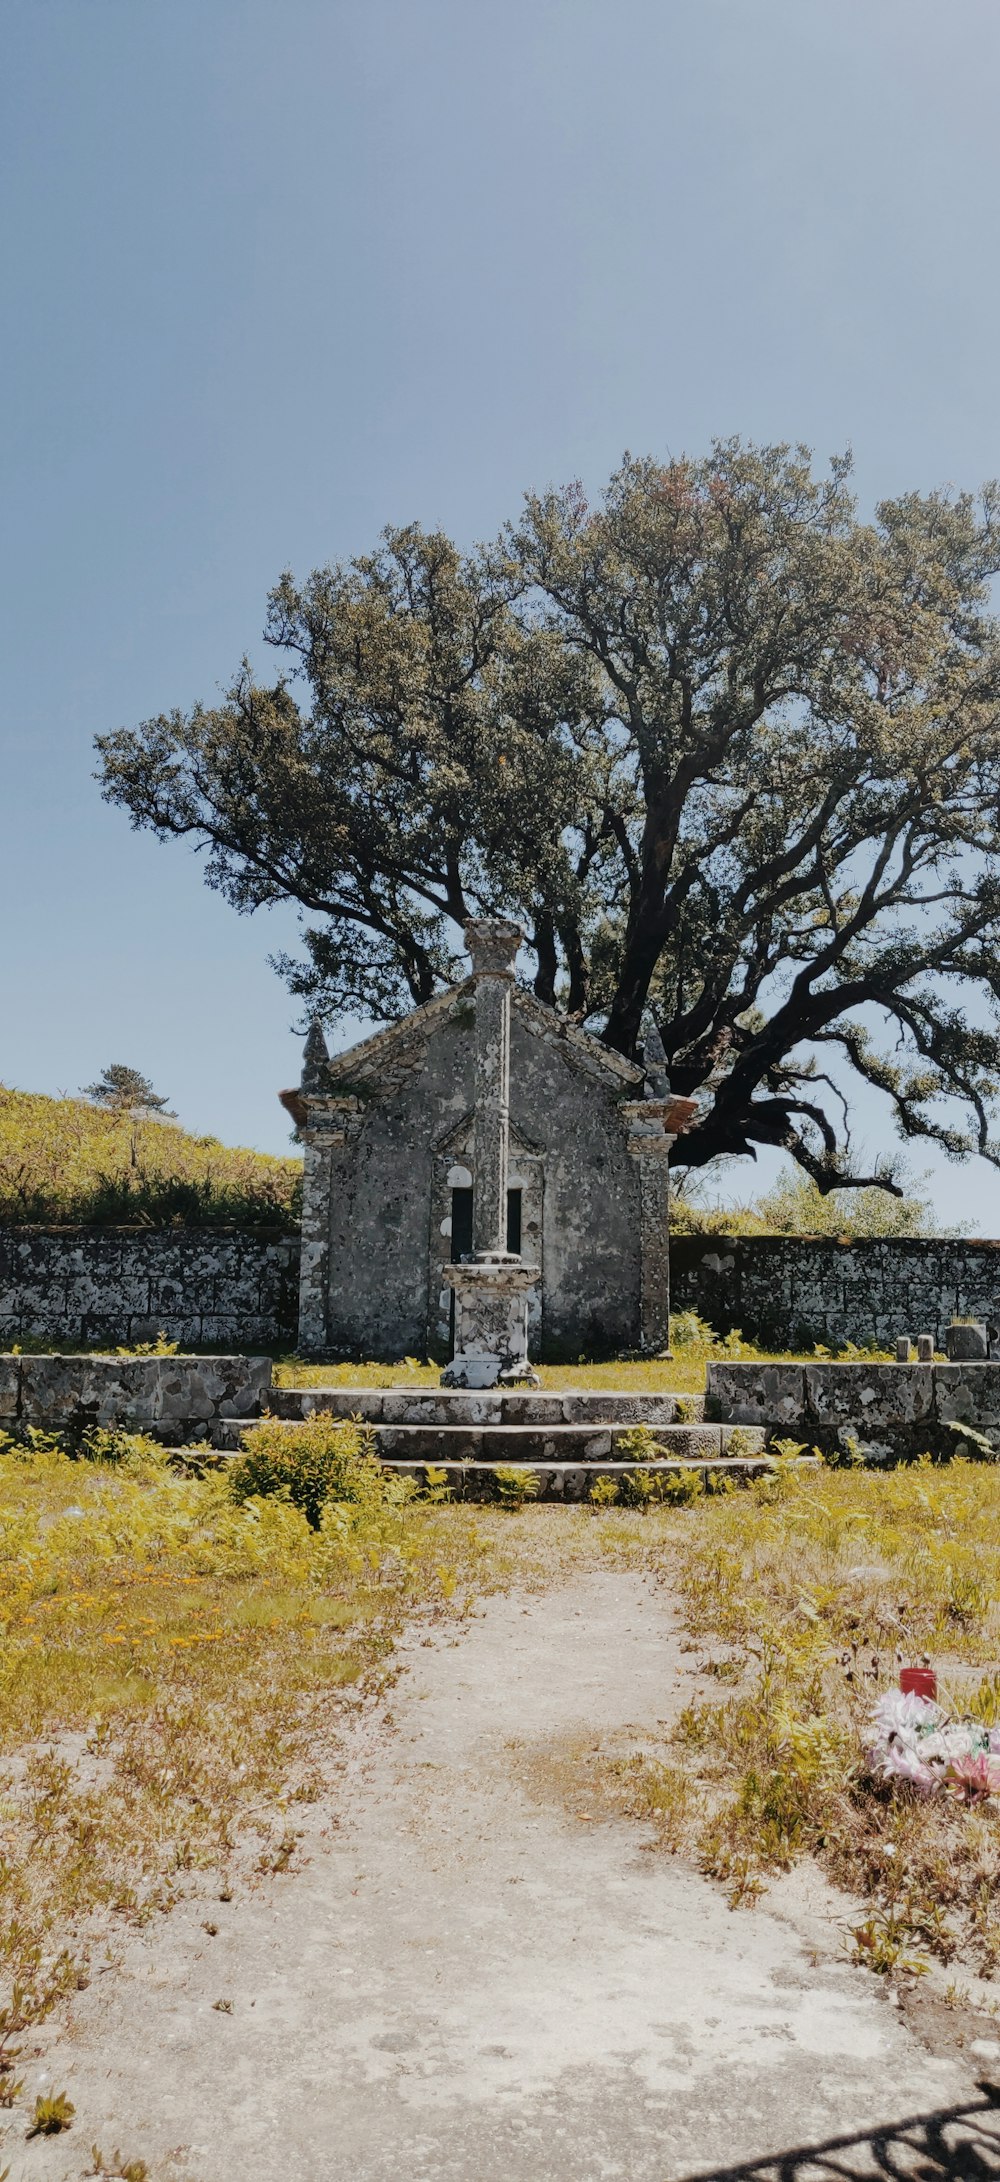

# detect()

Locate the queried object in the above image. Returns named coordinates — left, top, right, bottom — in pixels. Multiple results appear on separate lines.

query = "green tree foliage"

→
left=81, top=1064, right=174, bottom=1116
left=750, top=1165, right=939, bottom=1238
left=97, top=440, right=1000, bottom=1195
left=0, top=1086, right=300, bottom=1227
left=671, top=1160, right=943, bottom=1239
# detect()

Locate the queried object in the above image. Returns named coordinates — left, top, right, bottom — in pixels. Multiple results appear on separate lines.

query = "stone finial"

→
left=642, top=1018, right=670, bottom=1100
left=301, top=1016, right=330, bottom=1091
left=465, top=918, right=522, bottom=979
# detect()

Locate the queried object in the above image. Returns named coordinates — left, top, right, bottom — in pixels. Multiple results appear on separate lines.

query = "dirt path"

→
left=16, top=1568, right=1000, bottom=2182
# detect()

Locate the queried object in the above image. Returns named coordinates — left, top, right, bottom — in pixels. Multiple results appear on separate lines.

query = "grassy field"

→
left=1, top=1413, right=998, bottom=2087
left=273, top=1330, right=892, bottom=1397
left=586, top=1458, right=1000, bottom=1991
left=0, top=1419, right=502, bottom=2053
left=0, top=1085, right=301, bottom=1227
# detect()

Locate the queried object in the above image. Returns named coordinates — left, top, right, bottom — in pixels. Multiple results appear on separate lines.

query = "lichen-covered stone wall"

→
left=0, top=1228, right=299, bottom=1350
left=705, top=1355, right=1000, bottom=1460
left=0, top=1352, right=272, bottom=1442
left=671, top=1233, right=1000, bottom=1350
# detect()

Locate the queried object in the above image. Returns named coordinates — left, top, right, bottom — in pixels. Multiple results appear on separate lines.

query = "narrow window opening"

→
left=450, top=1186, right=474, bottom=1262
left=449, top=1185, right=522, bottom=1262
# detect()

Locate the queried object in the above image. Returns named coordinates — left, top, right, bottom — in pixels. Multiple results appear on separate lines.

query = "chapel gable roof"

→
left=279, top=977, right=644, bottom=1126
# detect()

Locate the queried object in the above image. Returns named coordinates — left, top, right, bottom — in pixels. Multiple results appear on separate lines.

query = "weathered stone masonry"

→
left=672, top=1233, right=1000, bottom=1351
left=0, top=1228, right=299, bottom=1350
left=0, top=1352, right=272, bottom=1443
left=283, top=975, right=695, bottom=1362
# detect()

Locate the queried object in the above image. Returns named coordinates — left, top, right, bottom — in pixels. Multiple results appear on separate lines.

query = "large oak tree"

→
left=97, top=440, right=1000, bottom=1191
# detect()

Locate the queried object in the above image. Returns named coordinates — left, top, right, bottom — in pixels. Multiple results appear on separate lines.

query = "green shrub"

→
left=669, top=1311, right=716, bottom=1348
left=657, top=1467, right=706, bottom=1504
left=229, top=1414, right=377, bottom=1528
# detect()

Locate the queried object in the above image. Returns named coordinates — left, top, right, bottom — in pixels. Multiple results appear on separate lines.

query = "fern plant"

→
left=490, top=1464, right=541, bottom=1510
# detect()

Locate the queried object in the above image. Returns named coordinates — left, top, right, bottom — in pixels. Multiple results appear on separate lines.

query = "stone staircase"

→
left=219, top=1384, right=776, bottom=1499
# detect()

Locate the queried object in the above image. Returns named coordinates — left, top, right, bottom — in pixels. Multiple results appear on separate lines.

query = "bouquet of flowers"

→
left=865, top=1686, right=1000, bottom=1801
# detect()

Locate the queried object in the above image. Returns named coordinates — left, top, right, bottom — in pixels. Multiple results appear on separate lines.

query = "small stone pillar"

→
left=623, top=1095, right=699, bottom=1354
left=442, top=919, right=539, bottom=1388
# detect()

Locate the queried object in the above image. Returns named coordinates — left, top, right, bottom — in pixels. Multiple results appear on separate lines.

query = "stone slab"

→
left=13, top=1354, right=271, bottom=1431
left=705, top=1363, right=806, bottom=1425
left=804, top=1362, right=934, bottom=1426
left=558, top=1392, right=698, bottom=1424
left=946, top=1323, right=990, bottom=1361
left=267, top=1388, right=388, bottom=1421
left=222, top=1418, right=729, bottom=1463
left=267, top=1386, right=704, bottom=1427
left=382, top=1392, right=506, bottom=1426
left=0, top=1355, right=20, bottom=1420
left=934, top=1363, right=1000, bottom=1425
left=367, top=1458, right=786, bottom=1500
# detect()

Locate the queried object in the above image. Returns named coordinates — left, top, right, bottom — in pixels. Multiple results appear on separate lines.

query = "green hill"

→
left=0, top=1086, right=301, bottom=1228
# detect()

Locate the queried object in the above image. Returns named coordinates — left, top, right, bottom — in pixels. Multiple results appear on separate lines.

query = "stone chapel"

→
left=280, top=929, right=695, bottom=1362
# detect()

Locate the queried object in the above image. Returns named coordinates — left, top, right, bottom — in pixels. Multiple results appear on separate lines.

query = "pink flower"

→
left=877, top=1741, right=937, bottom=1792
left=943, top=1753, right=1000, bottom=1803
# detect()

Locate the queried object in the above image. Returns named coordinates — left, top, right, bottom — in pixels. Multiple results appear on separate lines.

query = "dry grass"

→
left=594, top=1459, right=1000, bottom=1980
left=0, top=1084, right=301, bottom=1227
left=0, top=1424, right=501, bottom=2047
left=273, top=1326, right=859, bottom=1398
left=6, top=1392, right=995, bottom=2078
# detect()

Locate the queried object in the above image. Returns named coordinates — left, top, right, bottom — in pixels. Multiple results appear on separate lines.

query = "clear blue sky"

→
left=4, top=0, right=1000, bottom=1226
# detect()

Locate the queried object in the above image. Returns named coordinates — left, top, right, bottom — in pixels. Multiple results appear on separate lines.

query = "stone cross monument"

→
left=442, top=918, right=539, bottom=1387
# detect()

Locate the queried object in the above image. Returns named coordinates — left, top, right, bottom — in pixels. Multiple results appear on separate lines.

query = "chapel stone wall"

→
left=316, top=1002, right=645, bottom=1360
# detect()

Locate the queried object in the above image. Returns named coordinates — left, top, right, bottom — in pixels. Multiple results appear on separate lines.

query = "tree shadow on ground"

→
left=680, top=2080, right=1000, bottom=2180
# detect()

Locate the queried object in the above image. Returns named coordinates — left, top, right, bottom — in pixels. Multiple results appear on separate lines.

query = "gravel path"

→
left=15, top=1566, right=1000, bottom=2181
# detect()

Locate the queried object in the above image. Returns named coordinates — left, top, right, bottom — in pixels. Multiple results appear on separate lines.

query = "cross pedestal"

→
left=442, top=1254, right=539, bottom=1388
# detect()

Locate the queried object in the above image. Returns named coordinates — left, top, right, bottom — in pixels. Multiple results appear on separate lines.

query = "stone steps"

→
left=216, top=1413, right=766, bottom=1461
left=336, top=1458, right=782, bottom=1501
left=229, top=1383, right=753, bottom=1467
left=375, top=1422, right=749, bottom=1460
left=266, top=1386, right=705, bottom=1426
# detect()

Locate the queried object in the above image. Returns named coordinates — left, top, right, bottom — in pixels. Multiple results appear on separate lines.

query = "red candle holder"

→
left=900, top=1666, right=938, bottom=1701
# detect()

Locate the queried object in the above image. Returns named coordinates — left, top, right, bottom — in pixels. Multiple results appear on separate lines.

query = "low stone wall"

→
left=706, top=1357, right=1000, bottom=1460
left=671, top=1234, right=1000, bottom=1350
left=9, top=1221, right=1000, bottom=1361
left=0, top=1353, right=272, bottom=1443
left=0, top=1228, right=300, bottom=1350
